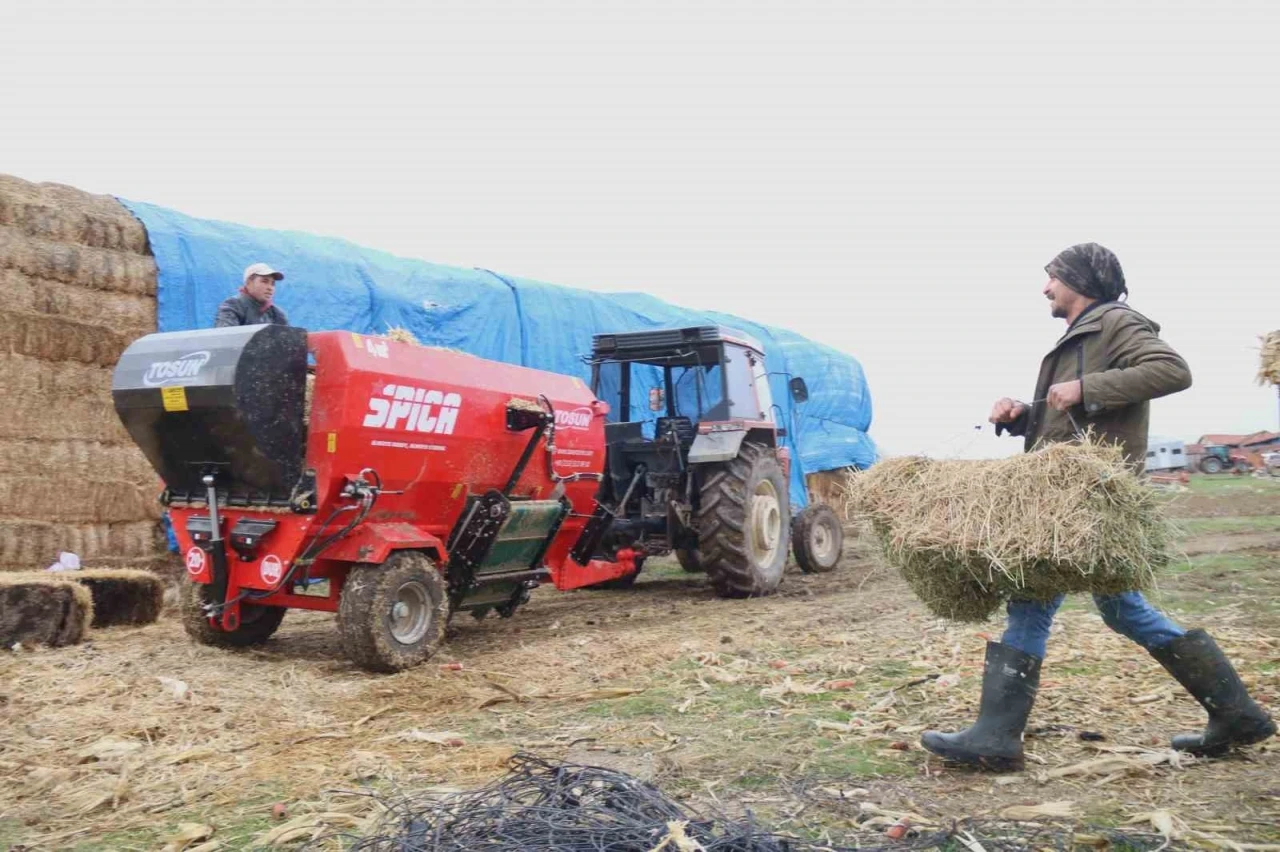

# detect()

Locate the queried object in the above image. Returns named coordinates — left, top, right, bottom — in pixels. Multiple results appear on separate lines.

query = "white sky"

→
left=3, top=0, right=1277, bottom=459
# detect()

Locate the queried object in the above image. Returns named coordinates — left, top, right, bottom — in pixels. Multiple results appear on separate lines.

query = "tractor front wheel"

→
left=696, top=442, right=791, bottom=598
left=339, top=551, right=450, bottom=673
left=792, top=503, right=844, bottom=574
left=181, top=579, right=286, bottom=648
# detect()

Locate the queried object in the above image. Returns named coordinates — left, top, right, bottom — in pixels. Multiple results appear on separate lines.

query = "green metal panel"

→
left=475, top=500, right=563, bottom=575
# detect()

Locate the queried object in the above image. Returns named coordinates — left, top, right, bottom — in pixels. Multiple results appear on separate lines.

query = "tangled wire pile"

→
left=301, top=754, right=1170, bottom=851
left=842, top=438, right=1175, bottom=622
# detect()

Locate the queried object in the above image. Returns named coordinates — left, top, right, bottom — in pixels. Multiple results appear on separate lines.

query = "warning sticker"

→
left=161, top=386, right=189, bottom=412
left=185, top=546, right=206, bottom=576
left=260, top=554, right=284, bottom=586
left=327, top=432, right=338, bottom=453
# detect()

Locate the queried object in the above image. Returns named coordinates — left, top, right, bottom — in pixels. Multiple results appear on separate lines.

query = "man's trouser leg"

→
left=1096, top=591, right=1276, bottom=755
left=919, top=597, right=1056, bottom=771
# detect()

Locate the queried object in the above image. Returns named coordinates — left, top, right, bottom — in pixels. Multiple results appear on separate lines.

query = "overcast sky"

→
left=3, top=0, right=1276, bottom=459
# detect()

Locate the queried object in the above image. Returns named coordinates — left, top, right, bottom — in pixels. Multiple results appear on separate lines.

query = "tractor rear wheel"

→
left=696, top=441, right=791, bottom=598
left=339, top=551, right=449, bottom=673
left=1200, top=456, right=1224, bottom=474
left=792, top=503, right=843, bottom=574
left=180, top=579, right=286, bottom=648
left=675, top=548, right=703, bottom=573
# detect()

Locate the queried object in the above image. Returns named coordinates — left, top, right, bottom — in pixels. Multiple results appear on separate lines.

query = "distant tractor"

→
left=581, top=326, right=843, bottom=597
left=1198, top=444, right=1253, bottom=474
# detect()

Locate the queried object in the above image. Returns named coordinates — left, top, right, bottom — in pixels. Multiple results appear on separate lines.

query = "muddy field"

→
left=1, top=476, right=1278, bottom=850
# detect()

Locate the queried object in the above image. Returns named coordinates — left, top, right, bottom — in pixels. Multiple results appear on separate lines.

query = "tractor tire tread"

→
left=180, top=579, right=286, bottom=648
left=696, top=442, right=790, bottom=599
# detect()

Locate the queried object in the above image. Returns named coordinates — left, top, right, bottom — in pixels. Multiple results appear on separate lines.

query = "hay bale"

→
left=0, top=520, right=163, bottom=573
left=0, top=309, right=129, bottom=367
left=3, top=569, right=163, bottom=627
left=2, top=269, right=155, bottom=342
left=0, top=225, right=157, bottom=295
left=0, top=574, right=93, bottom=647
left=1259, top=331, right=1280, bottom=386
left=806, top=468, right=853, bottom=506
left=0, top=174, right=149, bottom=253
left=0, top=476, right=160, bottom=524
left=0, top=438, right=158, bottom=485
left=0, top=355, right=128, bottom=443
left=842, top=439, right=1174, bottom=622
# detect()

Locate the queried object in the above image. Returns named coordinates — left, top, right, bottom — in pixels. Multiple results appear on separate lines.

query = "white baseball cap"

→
left=243, top=262, right=284, bottom=283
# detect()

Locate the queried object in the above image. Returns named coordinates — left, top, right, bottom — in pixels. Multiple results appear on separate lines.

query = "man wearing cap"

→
left=920, top=242, right=1274, bottom=771
left=214, top=263, right=290, bottom=327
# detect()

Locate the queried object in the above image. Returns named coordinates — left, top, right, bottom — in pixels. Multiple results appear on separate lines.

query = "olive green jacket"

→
left=1004, top=302, right=1192, bottom=466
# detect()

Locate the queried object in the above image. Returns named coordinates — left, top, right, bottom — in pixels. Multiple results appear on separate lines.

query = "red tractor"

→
left=112, top=323, right=839, bottom=672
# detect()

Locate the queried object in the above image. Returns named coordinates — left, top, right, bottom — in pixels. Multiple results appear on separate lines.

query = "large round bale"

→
left=0, top=354, right=131, bottom=444
left=0, top=226, right=157, bottom=295
left=3, top=569, right=163, bottom=628
left=0, top=477, right=161, bottom=525
left=0, top=174, right=149, bottom=253
left=0, top=574, right=93, bottom=648
left=2, top=269, right=155, bottom=343
left=0, top=438, right=158, bottom=485
left=1259, top=330, right=1280, bottom=386
left=0, top=520, right=162, bottom=573
left=842, top=439, right=1175, bottom=622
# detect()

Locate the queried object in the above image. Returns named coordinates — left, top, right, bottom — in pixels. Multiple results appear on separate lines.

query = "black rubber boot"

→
left=920, top=641, right=1041, bottom=771
left=1148, top=629, right=1277, bottom=757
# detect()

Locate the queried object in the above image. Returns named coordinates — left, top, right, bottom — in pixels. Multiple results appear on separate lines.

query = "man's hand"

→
left=1047, top=380, right=1083, bottom=411
left=989, top=397, right=1027, bottom=424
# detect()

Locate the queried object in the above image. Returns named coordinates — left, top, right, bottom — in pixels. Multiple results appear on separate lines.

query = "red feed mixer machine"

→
left=112, top=325, right=638, bottom=671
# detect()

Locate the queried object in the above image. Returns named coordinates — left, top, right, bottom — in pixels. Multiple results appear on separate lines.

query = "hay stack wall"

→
left=0, top=173, right=167, bottom=572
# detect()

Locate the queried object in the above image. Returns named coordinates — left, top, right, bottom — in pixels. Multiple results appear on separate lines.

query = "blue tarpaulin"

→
left=119, top=199, right=877, bottom=506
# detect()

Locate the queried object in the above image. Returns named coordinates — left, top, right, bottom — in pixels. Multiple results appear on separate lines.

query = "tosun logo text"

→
left=555, top=407, right=593, bottom=430
left=143, top=351, right=211, bottom=386
left=363, top=384, right=462, bottom=435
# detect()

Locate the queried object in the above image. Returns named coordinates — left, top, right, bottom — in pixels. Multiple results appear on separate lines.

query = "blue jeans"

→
left=1001, top=591, right=1185, bottom=659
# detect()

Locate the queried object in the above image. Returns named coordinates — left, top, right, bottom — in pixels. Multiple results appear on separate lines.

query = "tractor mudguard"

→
left=321, top=522, right=447, bottom=565
left=688, top=429, right=747, bottom=464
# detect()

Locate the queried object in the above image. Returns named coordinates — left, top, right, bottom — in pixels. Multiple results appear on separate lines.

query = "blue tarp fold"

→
left=120, top=199, right=877, bottom=506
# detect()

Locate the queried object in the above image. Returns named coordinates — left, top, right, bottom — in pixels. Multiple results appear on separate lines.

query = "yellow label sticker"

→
left=351, top=332, right=364, bottom=348
left=327, top=432, right=337, bottom=453
left=161, top=386, right=188, bottom=412
left=450, top=482, right=465, bottom=500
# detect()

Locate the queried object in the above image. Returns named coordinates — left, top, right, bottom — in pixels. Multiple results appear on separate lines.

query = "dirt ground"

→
left=1, top=476, right=1278, bottom=850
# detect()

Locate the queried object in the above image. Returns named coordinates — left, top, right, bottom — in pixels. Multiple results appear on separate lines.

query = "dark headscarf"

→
left=1045, top=242, right=1127, bottom=302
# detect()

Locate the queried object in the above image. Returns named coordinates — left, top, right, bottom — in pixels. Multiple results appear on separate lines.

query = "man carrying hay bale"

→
left=920, top=242, right=1275, bottom=770
left=214, top=262, right=290, bottom=327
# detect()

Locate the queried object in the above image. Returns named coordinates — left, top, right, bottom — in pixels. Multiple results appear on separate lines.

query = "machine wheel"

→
left=585, top=556, right=645, bottom=590
left=1200, top=456, right=1224, bottom=474
left=338, top=550, right=450, bottom=673
left=697, top=442, right=791, bottom=598
left=180, top=579, right=286, bottom=648
left=675, top=548, right=703, bottom=573
left=1234, top=460, right=1252, bottom=473
left=792, top=503, right=843, bottom=574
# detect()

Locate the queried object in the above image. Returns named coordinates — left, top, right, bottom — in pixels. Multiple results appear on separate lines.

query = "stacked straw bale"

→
left=842, top=439, right=1175, bottom=622
left=1259, top=331, right=1280, bottom=386
left=3, top=568, right=163, bottom=628
left=0, top=573, right=93, bottom=647
left=0, top=173, right=166, bottom=573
